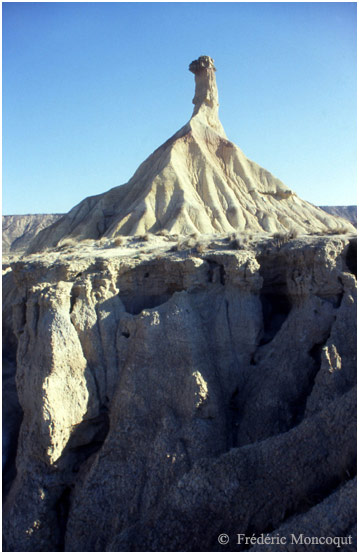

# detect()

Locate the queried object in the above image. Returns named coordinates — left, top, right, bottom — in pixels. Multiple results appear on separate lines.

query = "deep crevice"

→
left=55, top=487, right=72, bottom=551
left=309, top=341, right=325, bottom=368
left=345, top=238, right=357, bottom=277
left=51, top=407, right=111, bottom=548
left=69, top=287, right=78, bottom=314
left=291, top=331, right=332, bottom=425
left=67, top=407, right=110, bottom=473
left=19, top=298, right=27, bottom=330
left=206, top=260, right=225, bottom=285
left=32, top=301, right=40, bottom=333
left=2, top=357, right=24, bottom=502
left=228, top=387, right=240, bottom=448
left=257, top=252, right=292, bottom=346
left=219, top=264, right=225, bottom=285
left=259, top=292, right=291, bottom=346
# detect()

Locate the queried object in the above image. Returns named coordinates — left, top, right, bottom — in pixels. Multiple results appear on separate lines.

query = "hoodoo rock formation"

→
left=189, top=55, right=226, bottom=136
left=28, top=56, right=354, bottom=252
left=2, top=56, right=357, bottom=552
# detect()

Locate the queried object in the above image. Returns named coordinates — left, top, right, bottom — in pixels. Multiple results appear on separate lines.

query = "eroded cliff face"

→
left=2, top=235, right=356, bottom=551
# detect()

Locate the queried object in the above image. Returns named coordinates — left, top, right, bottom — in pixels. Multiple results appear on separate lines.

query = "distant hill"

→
left=2, top=214, right=63, bottom=253
left=319, top=205, right=357, bottom=227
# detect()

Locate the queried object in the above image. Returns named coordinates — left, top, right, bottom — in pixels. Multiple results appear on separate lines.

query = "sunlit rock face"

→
left=27, top=57, right=354, bottom=253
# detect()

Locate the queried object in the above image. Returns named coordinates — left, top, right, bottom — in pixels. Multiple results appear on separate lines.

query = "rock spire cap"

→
left=189, top=55, right=216, bottom=74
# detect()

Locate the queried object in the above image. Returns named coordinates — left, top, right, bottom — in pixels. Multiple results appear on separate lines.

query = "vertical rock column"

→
left=3, top=280, right=91, bottom=551
left=189, top=55, right=227, bottom=137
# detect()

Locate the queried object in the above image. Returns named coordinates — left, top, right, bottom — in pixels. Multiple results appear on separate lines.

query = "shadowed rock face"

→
left=27, top=57, right=355, bottom=252
left=2, top=235, right=356, bottom=551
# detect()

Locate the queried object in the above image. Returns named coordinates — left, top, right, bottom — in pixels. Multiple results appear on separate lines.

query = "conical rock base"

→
left=29, top=57, right=354, bottom=252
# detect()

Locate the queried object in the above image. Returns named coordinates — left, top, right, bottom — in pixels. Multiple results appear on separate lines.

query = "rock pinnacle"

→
left=189, top=55, right=226, bottom=137
left=25, top=56, right=355, bottom=248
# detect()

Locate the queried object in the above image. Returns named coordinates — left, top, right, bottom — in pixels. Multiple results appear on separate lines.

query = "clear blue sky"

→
left=3, top=2, right=357, bottom=214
